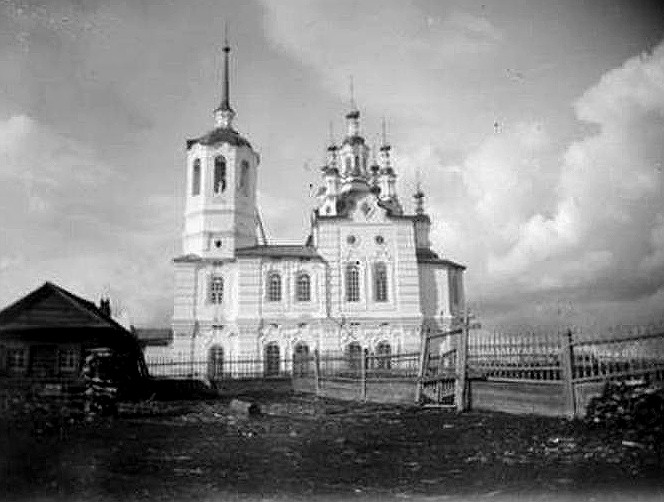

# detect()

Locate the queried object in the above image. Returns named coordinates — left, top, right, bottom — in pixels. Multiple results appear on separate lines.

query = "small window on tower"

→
left=239, top=160, right=250, bottom=196
left=192, top=159, right=201, bottom=196
left=214, top=156, right=226, bottom=194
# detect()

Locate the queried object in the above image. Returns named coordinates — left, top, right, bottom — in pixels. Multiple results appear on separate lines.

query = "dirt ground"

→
left=1, top=395, right=663, bottom=502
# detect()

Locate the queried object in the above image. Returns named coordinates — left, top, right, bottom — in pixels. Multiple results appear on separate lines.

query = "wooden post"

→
left=313, top=349, right=321, bottom=396
left=361, top=348, right=368, bottom=402
left=415, top=325, right=429, bottom=404
left=455, top=312, right=470, bottom=412
left=560, top=328, right=576, bottom=419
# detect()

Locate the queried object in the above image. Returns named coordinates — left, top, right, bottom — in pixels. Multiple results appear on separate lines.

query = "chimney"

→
left=99, top=297, right=111, bottom=317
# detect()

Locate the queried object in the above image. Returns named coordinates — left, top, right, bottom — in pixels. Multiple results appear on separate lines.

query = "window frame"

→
left=295, top=272, right=311, bottom=302
left=6, top=347, right=28, bottom=373
left=192, top=158, right=201, bottom=196
left=266, top=272, right=282, bottom=302
left=213, top=155, right=227, bottom=194
left=345, top=262, right=361, bottom=302
left=373, top=262, right=388, bottom=302
left=375, top=341, right=392, bottom=370
left=239, top=160, right=250, bottom=195
left=264, top=342, right=280, bottom=377
left=209, top=275, right=224, bottom=304
left=57, top=347, right=78, bottom=373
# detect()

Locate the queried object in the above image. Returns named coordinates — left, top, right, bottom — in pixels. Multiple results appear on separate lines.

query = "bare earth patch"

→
left=1, top=395, right=663, bottom=502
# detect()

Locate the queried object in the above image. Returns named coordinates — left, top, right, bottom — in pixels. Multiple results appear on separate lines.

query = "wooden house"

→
left=0, top=282, right=147, bottom=382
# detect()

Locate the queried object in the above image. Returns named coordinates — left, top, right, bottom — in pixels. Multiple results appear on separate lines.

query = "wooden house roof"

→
left=0, top=282, right=130, bottom=334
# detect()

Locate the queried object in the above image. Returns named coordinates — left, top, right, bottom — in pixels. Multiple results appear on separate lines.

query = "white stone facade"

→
left=149, top=45, right=466, bottom=374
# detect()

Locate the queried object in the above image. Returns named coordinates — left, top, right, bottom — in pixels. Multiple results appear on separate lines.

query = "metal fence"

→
left=145, top=350, right=420, bottom=382
left=466, top=325, right=664, bottom=384
left=145, top=356, right=297, bottom=381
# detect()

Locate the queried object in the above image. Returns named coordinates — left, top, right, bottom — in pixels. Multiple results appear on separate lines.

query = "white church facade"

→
left=147, top=42, right=466, bottom=374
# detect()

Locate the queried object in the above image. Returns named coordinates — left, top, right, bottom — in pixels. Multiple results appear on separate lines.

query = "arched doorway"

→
left=264, top=342, right=280, bottom=377
left=345, top=342, right=362, bottom=373
left=293, top=342, right=310, bottom=377
left=207, top=345, right=224, bottom=380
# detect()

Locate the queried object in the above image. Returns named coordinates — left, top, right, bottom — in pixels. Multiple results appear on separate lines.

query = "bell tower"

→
left=182, top=38, right=260, bottom=260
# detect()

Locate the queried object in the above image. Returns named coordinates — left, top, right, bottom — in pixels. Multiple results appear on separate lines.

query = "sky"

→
left=1, top=0, right=663, bottom=331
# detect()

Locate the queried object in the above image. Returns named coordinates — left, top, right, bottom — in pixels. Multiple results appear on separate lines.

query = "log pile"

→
left=585, top=380, right=664, bottom=442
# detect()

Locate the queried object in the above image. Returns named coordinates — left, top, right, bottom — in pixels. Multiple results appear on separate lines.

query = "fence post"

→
left=455, top=312, right=469, bottom=412
left=415, top=326, right=429, bottom=404
left=560, top=328, right=576, bottom=419
left=361, top=348, right=368, bottom=402
left=313, top=349, right=321, bottom=396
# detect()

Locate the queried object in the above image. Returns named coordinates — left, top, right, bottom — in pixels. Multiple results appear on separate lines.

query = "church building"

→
left=147, top=41, right=466, bottom=375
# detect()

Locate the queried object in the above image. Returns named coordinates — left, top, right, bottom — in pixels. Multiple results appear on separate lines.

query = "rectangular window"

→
left=58, top=347, right=78, bottom=372
left=373, top=263, right=388, bottom=302
left=7, top=347, right=27, bottom=373
left=209, top=276, right=224, bottom=304
left=346, top=264, right=360, bottom=302
left=192, top=159, right=201, bottom=196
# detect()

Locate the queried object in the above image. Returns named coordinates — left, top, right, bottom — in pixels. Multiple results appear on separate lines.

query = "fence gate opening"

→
left=416, top=315, right=471, bottom=410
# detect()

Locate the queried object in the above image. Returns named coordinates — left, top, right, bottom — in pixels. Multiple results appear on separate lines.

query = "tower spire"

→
left=349, top=75, right=356, bottom=111
left=345, top=76, right=360, bottom=137
left=214, top=22, right=236, bottom=129
left=414, top=166, right=425, bottom=215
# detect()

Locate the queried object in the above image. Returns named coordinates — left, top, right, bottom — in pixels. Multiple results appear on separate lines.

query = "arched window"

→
left=209, top=276, right=223, bottom=304
left=345, top=342, right=362, bottom=372
left=375, top=341, right=392, bottom=370
left=293, top=342, right=310, bottom=377
left=296, top=272, right=311, bottom=302
left=344, top=157, right=351, bottom=171
left=373, top=262, right=388, bottom=302
left=214, top=156, right=226, bottom=194
left=239, top=160, right=250, bottom=196
left=267, top=272, right=282, bottom=302
left=207, top=345, right=224, bottom=380
left=345, top=263, right=360, bottom=302
left=192, top=159, right=201, bottom=196
left=264, top=342, right=280, bottom=377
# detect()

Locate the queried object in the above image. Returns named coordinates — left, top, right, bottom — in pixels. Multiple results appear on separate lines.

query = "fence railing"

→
left=466, top=326, right=664, bottom=385
left=468, top=330, right=563, bottom=382
left=145, top=356, right=295, bottom=381
left=112, top=324, right=664, bottom=417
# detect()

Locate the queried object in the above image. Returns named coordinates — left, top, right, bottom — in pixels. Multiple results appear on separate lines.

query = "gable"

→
left=0, top=284, right=116, bottom=332
left=348, top=193, right=389, bottom=223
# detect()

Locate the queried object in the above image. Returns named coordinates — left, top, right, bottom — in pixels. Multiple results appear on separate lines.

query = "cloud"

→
left=490, top=43, right=664, bottom=294
left=259, top=1, right=503, bottom=116
left=0, top=114, right=173, bottom=326
left=386, top=40, right=664, bottom=328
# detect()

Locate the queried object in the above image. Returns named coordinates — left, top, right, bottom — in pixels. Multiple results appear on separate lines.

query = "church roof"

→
left=416, top=249, right=466, bottom=269
left=186, top=127, right=252, bottom=150
left=235, top=245, right=322, bottom=260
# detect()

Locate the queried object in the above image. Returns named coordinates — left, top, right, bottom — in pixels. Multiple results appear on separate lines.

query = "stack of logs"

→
left=586, top=380, right=664, bottom=442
